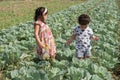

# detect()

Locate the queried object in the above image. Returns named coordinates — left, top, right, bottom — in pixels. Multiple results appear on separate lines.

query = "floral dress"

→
left=34, top=21, right=56, bottom=58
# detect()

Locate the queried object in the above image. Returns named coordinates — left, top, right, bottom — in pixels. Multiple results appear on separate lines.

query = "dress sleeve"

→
left=34, top=21, right=41, bottom=29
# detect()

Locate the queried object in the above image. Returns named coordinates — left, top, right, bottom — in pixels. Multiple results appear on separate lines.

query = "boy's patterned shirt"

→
left=73, top=26, right=94, bottom=51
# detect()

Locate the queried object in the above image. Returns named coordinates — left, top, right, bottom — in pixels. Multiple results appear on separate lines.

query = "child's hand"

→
left=92, top=36, right=99, bottom=41
left=41, top=44, right=50, bottom=49
left=44, top=44, right=50, bottom=49
left=66, top=39, right=71, bottom=46
left=66, top=34, right=75, bottom=46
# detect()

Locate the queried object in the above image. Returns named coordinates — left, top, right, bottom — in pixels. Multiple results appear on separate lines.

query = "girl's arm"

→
left=34, top=24, right=45, bottom=48
left=66, top=34, right=76, bottom=46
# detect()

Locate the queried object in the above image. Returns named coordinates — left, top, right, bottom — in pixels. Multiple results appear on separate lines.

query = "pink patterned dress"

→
left=34, top=21, right=56, bottom=58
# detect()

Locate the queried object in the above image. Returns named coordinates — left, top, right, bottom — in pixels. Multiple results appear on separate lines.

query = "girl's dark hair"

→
left=34, top=7, right=48, bottom=21
left=78, top=14, right=90, bottom=25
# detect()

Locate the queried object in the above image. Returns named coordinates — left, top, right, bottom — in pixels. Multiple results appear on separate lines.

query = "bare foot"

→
left=78, top=57, right=83, bottom=60
left=84, top=56, right=90, bottom=59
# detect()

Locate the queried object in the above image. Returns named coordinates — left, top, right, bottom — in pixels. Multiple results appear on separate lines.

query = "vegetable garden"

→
left=0, top=0, right=120, bottom=80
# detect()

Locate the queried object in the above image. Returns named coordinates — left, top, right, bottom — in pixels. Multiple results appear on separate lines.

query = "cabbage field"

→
left=0, top=0, right=120, bottom=80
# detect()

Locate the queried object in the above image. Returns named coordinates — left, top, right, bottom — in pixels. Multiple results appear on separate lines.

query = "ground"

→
left=0, top=0, right=84, bottom=29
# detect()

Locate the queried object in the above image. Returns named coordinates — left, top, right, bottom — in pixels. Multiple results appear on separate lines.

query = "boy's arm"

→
left=89, top=28, right=99, bottom=41
left=91, top=35, right=99, bottom=41
left=66, top=34, right=76, bottom=46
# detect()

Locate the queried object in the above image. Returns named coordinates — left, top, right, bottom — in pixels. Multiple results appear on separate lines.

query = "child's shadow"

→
left=32, top=57, right=41, bottom=63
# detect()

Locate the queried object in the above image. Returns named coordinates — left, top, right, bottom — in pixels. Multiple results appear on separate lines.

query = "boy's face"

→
left=79, top=24, right=88, bottom=30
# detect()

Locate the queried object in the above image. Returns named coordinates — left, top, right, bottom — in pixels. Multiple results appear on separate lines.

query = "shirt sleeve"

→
left=88, top=28, right=94, bottom=37
left=72, top=27, right=77, bottom=35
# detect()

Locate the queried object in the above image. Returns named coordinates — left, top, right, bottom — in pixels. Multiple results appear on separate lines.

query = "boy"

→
left=66, top=14, right=99, bottom=59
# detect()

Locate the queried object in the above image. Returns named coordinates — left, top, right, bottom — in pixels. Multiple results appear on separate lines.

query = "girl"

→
left=34, top=7, right=56, bottom=60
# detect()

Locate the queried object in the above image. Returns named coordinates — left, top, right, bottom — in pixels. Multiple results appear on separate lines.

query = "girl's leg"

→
left=50, top=54, right=56, bottom=61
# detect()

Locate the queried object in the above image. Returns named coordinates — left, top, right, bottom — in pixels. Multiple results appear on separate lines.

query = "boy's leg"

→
left=85, top=56, right=90, bottom=58
left=85, top=49, right=91, bottom=58
left=76, top=49, right=84, bottom=59
left=78, top=57, right=84, bottom=59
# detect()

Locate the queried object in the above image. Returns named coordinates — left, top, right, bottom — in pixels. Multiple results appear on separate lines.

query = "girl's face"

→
left=43, top=12, right=47, bottom=21
left=42, top=9, right=48, bottom=21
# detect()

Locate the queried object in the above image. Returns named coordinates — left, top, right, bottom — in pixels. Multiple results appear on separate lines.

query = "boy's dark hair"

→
left=34, top=7, right=48, bottom=21
left=78, top=14, right=90, bottom=25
